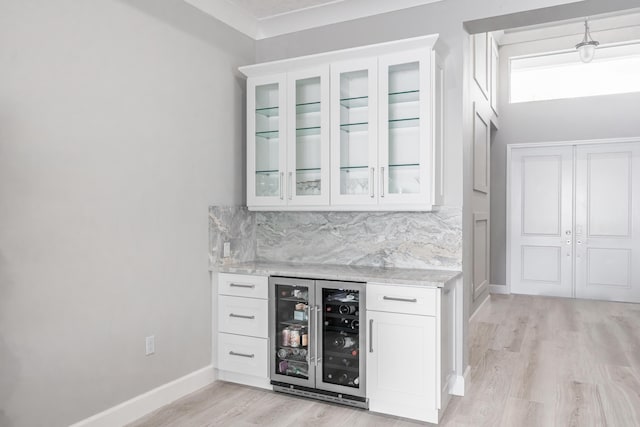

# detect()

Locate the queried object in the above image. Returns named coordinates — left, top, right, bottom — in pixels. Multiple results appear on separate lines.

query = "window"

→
left=510, top=41, right=640, bottom=103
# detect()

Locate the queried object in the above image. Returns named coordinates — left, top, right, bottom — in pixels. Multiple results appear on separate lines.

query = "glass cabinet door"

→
left=317, top=281, right=365, bottom=397
left=330, top=59, right=378, bottom=205
left=270, top=277, right=315, bottom=387
left=287, top=67, right=330, bottom=206
left=248, top=75, right=287, bottom=207
left=379, top=51, right=432, bottom=205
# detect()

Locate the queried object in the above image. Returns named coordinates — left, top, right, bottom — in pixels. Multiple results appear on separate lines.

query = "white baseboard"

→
left=469, top=292, right=490, bottom=322
left=70, top=365, right=215, bottom=427
left=450, top=365, right=470, bottom=397
left=489, top=284, right=510, bottom=295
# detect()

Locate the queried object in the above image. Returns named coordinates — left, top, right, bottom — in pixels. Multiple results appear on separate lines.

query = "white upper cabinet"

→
left=331, top=58, right=379, bottom=206
left=247, top=74, right=287, bottom=207
left=287, top=67, right=331, bottom=206
left=240, top=35, right=445, bottom=211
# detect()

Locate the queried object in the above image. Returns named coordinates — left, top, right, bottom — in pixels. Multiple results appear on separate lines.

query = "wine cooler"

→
left=269, top=277, right=367, bottom=408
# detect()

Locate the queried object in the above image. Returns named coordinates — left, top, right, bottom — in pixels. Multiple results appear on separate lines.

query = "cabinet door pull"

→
left=369, top=319, right=374, bottom=353
left=370, top=167, right=375, bottom=198
left=229, top=351, right=255, bottom=358
left=229, top=313, right=255, bottom=320
left=314, top=305, right=320, bottom=366
left=288, top=172, right=293, bottom=200
left=229, top=283, right=255, bottom=289
left=383, top=296, right=418, bottom=303
left=380, top=166, right=385, bottom=198
left=279, top=172, right=284, bottom=200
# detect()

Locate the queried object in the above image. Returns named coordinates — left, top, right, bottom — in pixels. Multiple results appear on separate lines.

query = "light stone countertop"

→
left=216, top=261, right=461, bottom=288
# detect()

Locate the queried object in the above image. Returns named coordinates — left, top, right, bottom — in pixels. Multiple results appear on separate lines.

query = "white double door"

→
left=510, top=141, right=640, bottom=303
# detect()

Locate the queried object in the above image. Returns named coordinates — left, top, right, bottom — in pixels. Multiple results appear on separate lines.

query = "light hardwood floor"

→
left=128, top=295, right=640, bottom=427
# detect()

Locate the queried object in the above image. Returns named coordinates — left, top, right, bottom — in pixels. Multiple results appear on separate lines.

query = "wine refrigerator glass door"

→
left=316, top=281, right=366, bottom=397
left=269, top=277, right=316, bottom=388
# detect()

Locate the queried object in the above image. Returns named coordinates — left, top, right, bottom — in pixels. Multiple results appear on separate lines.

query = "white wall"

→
left=0, top=1, right=253, bottom=426
left=490, top=28, right=640, bottom=288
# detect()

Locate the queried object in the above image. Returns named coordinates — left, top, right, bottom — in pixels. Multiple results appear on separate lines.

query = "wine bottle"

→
left=338, top=304, right=356, bottom=315
left=332, top=334, right=356, bottom=349
left=341, top=358, right=351, bottom=368
left=353, top=376, right=360, bottom=386
left=338, top=373, right=349, bottom=384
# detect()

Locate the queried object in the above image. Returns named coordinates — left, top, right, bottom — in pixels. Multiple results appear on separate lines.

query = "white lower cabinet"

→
left=366, top=283, right=453, bottom=424
left=216, top=273, right=270, bottom=389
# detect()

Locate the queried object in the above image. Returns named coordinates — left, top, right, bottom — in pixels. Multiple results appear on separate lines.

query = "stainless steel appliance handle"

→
left=279, top=172, right=284, bottom=200
left=383, top=296, right=417, bottom=303
left=369, top=319, right=374, bottom=353
left=229, top=351, right=255, bottom=358
left=314, top=305, right=320, bottom=366
left=288, top=172, right=293, bottom=200
left=229, top=283, right=255, bottom=289
left=370, top=167, right=375, bottom=198
left=229, top=313, right=255, bottom=320
left=380, top=166, right=385, bottom=198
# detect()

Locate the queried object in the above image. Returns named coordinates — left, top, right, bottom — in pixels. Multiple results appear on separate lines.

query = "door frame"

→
left=506, top=136, right=640, bottom=295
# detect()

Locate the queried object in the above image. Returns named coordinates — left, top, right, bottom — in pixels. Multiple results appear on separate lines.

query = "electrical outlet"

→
left=145, top=335, right=155, bottom=356
left=223, top=241, right=231, bottom=258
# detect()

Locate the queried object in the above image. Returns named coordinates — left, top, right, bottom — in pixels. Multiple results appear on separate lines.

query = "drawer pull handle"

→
left=383, top=296, right=418, bottom=303
left=229, top=283, right=255, bottom=289
left=229, top=351, right=255, bottom=358
left=229, top=313, right=255, bottom=320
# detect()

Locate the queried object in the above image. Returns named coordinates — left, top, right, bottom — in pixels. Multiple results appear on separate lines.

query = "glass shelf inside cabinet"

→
left=256, top=130, right=280, bottom=139
left=389, top=117, right=420, bottom=129
left=389, top=90, right=420, bottom=104
left=296, top=126, right=321, bottom=137
left=388, top=163, right=419, bottom=168
left=340, top=96, right=369, bottom=109
left=296, top=101, right=321, bottom=114
left=339, top=122, right=368, bottom=133
left=255, top=106, right=279, bottom=117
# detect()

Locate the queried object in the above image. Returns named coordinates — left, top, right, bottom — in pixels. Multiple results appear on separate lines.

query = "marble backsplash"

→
left=210, top=206, right=462, bottom=270
left=209, top=206, right=255, bottom=266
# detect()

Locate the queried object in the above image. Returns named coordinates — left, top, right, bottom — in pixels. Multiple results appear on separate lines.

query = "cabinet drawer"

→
left=218, top=295, right=268, bottom=338
left=366, top=283, right=437, bottom=316
left=218, top=333, right=268, bottom=378
left=218, top=273, right=268, bottom=299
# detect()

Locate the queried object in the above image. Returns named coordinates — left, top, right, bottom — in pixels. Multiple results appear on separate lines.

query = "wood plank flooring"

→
left=128, top=295, right=640, bottom=427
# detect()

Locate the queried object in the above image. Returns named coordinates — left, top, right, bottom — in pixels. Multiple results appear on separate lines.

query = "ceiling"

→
left=183, top=0, right=445, bottom=40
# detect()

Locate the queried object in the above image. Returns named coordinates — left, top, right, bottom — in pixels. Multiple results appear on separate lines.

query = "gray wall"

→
left=0, top=1, right=253, bottom=426
left=490, top=29, right=640, bottom=287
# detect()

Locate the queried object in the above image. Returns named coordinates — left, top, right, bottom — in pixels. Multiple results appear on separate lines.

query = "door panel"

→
left=575, top=142, right=640, bottom=302
left=510, top=146, right=573, bottom=297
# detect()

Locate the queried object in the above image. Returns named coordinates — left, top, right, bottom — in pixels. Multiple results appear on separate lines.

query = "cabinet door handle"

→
left=229, top=283, right=255, bottom=289
left=288, top=172, right=293, bottom=200
left=229, top=351, right=255, bottom=358
left=279, top=172, right=284, bottom=200
left=380, top=166, right=385, bottom=198
left=369, top=319, right=374, bottom=353
left=229, top=313, right=255, bottom=320
left=383, top=296, right=418, bottom=303
left=370, top=167, right=375, bottom=198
